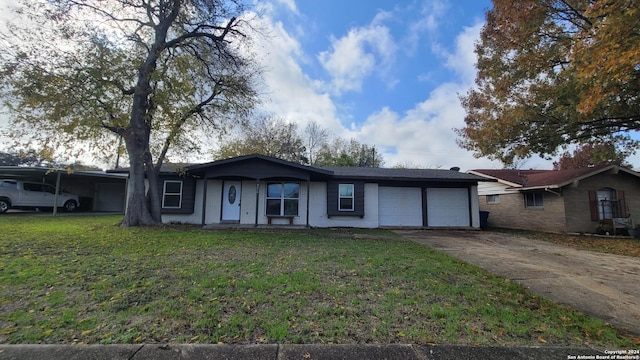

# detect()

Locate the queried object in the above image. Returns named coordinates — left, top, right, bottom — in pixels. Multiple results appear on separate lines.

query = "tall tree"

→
left=213, top=116, right=307, bottom=163
left=302, top=121, right=329, bottom=166
left=458, top=0, right=640, bottom=165
left=553, top=143, right=631, bottom=170
left=0, top=0, right=259, bottom=226
left=316, top=138, right=384, bottom=167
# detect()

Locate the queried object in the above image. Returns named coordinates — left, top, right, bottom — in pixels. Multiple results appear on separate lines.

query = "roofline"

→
left=187, top=154, right=334, bottom=176
left=481, top=164, right=640, bottom=191
left=0, top=166, right=128, bottom=180
left=555, top=164, right=640, bottom=188
left=328, top=174, right=485, bottom=183
left=467, top=170, right=522, bottom=187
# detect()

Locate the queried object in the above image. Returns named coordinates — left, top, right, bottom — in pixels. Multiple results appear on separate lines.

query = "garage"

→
left=378, top=186, right=423, bottom=226
left=426, top=188, right=470, bottom=227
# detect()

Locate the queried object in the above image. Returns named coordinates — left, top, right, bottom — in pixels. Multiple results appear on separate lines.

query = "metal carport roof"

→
left=0, top=166, right=128, bottom=215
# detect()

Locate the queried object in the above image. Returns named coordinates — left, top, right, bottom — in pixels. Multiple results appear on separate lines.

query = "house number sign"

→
left=228, top=186, right=237, bottom=204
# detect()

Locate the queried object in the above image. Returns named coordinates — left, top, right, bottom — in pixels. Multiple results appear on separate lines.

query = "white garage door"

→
left=378, top=187, right=423, bottom=226
left=426, top=188, right=470, bottom=227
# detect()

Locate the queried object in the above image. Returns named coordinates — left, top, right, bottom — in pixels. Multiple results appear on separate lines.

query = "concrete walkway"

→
left=0, top=344, right=608, bottom=360
left=397, top=230, right=640, bottom=335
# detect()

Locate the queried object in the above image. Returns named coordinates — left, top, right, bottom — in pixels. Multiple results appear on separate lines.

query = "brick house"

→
left=468, top=165, right=640, bottom=233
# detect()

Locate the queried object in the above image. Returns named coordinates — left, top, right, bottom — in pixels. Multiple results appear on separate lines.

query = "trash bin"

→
left=479, top=211, right=490, bottom=230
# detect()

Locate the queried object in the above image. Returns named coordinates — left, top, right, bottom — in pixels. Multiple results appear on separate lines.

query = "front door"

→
left=221, top=181, right=241, bottom=222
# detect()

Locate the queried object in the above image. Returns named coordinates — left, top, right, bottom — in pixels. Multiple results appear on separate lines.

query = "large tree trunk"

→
left=120, top=2, right=181, bottom=226
left=145, top=151, right=163, bottom=223
left=121, top=129, right=158, bottom=226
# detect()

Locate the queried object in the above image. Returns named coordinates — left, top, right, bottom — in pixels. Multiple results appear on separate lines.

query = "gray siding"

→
left=326, top=180, right=365, bottom=217
left=159, top=175, right=197, bottom=214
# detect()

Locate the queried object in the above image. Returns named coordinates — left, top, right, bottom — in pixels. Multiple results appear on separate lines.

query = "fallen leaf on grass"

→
left=538, top=336, right=547, bottom=343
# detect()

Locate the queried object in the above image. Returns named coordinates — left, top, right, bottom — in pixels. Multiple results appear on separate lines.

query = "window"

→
left=597, top=188, right=619, bottom=220
left=23, top=183, right=41, bottom=192
left=0, top=181, right=17, bottom=189
left=266, top=182, right=299, bottom=216
left=162, top=181, right=183, bottom=208
left=524, top=192, right=543, bottom=208
left=338, top=184, right=354, bottom=211
left=486, top=194, right=500, bottom=204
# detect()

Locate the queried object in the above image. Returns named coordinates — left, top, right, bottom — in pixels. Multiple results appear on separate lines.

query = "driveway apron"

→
left=397, top=230, right=640, bottom=335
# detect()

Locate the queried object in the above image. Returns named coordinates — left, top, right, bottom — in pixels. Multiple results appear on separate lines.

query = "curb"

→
left=0, top=344, right=606, bottom=360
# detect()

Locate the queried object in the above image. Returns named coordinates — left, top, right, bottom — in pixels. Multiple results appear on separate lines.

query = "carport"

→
left=0, top=166, right=128, bottom=214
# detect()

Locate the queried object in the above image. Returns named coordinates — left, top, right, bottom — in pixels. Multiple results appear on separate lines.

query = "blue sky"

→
left=243, top=0, right=524, bottom=170
left=4, top=0, right=633, bottom=170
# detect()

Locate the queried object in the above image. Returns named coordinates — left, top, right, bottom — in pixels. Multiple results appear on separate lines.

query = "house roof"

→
left=107, top=154, right=489, bottom=183
left=108, top=163, right=193, bottom=175
left=469, top=164, right=640, bottom=190
left=321, top=166, right=490, bottom=182
left=189, top=154, right=488, bottom=182
left=187, top=154, right=333, bottom=176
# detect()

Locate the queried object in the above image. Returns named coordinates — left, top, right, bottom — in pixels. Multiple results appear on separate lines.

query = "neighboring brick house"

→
left=468, top=165, right=640, bottom=233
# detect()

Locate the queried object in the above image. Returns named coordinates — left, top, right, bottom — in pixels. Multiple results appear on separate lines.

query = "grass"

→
left=0, top=215, right=637, bottom=347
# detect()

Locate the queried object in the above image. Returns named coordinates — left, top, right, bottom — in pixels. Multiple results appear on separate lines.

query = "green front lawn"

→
left=0, top=215, right=635, bottom=347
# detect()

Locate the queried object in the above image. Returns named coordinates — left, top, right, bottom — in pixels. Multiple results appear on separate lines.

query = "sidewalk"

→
left=0, top=344, right=608, bottom=360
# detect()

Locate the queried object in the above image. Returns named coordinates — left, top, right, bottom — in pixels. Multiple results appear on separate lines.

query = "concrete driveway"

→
left=396, top=230, right=640, bottom=335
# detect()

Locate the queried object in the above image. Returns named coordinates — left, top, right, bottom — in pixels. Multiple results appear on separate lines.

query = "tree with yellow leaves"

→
left=458, top=0, right=639, bottom=165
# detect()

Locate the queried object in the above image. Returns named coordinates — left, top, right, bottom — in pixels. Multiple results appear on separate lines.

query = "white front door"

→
left=221, top=181, right=241, bottom=222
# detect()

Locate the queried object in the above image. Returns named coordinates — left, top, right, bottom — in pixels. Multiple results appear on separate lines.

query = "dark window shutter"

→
left=588, top=190, right=599, bottom=221
left=617, top=190, right=627, bottom=218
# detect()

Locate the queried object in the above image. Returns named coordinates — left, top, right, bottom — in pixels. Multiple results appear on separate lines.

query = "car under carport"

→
left=0, top=166, right=128, bottom=214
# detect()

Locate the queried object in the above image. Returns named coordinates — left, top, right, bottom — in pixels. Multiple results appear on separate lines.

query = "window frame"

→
left=162, top=180, right=183, bottom=209
left=596, top=187, right=619, bottom=220
left=524, top=192, right=544, bottom=208
left=266, top=182, right=300, bottom=216
left=338, top=183, right=355, bottom=211
left=486, top=194, right=500, bottom=204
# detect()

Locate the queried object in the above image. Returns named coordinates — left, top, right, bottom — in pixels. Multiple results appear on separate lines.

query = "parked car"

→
left=0, top=179, right=80, bottom=213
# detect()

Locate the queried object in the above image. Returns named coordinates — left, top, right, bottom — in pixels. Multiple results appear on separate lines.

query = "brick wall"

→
left=479, top=191, right=567, bottom=232
left=564, top=171, right=640, bottom=233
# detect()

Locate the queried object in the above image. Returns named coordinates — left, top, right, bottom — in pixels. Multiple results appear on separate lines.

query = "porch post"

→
left=306, top=179, right=310, bottom=227
left=255, top=179, right=260, bottom=227
left=200, top=177, right=208, bottom=226
left=53, top=171, right=61, bottom=216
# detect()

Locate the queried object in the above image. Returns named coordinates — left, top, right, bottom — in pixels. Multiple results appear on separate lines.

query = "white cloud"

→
left=317, top=15, right=397, bottom=95
left=243, top=10, right=508, bottom=171
left=403, top=0, right=449, bottom=54
left=242, top=13, right=344, bottom=134
left=351, top=20, right=508, bottom=171
left=273, top=0, right=297, bottom=14
left=443, top=23, right=482, bottom=81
